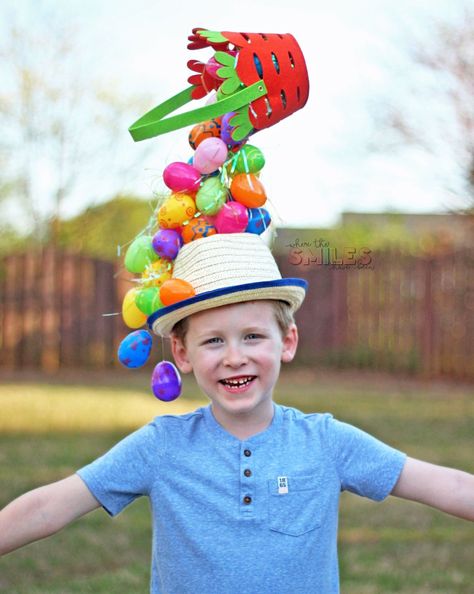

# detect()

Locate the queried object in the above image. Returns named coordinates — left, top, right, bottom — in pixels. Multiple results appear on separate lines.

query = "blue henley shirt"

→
left=77, top=403, right=406, bottom=594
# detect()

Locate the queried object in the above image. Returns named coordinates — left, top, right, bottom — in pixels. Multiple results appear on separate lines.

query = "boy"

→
left=0, top=233, right=473, bottom=594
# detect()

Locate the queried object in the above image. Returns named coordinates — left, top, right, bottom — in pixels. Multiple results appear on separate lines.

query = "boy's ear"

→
left=281, top=323, right=299, bottom=363
left=170, top=335, right=193, bottom=374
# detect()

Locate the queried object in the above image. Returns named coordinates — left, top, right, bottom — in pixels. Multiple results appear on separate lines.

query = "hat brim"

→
left=148, top=278, right=308, bottom=337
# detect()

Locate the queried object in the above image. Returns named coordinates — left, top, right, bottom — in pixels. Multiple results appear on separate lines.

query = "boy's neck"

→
left=211, top=401, right=275, bottom=440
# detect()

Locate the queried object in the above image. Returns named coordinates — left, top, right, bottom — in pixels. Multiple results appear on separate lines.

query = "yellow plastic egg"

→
left=141, top=258, right=173, bottom=288
left=122, top=287, right=147, bottom=329
left=158, top=194, right=197, bottom=229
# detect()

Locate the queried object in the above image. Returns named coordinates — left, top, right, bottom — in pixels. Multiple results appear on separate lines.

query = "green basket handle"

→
left=128, top=81, right=267, bottom=142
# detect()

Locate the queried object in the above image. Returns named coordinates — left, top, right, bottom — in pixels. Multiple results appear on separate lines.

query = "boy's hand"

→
left=0, top=474, right=100, bottom=556
left=391, top=457, right=474, bottom=521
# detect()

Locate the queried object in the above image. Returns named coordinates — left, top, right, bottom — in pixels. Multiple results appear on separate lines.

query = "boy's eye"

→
left=205, top=337, right=223, bottom=344
left=246, top=333, right=262, bottom=340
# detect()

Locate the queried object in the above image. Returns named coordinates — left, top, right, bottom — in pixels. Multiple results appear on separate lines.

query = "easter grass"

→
left=0, top=369, right=473, bottom=593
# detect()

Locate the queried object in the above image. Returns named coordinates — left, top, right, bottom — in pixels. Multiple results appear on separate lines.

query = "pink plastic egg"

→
left=214, top=201, right=249, bottom=233
left=193, top=138, right=228, bottom=174
left=163, top=162, right=201, bottom=193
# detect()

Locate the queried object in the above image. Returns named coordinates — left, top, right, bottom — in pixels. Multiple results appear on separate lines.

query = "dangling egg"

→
left=181, top=217, right=217, bottom=244
left=135, top=286, right=164, bottom=316
left=118, top=330, right=153, bottom=369
left=230, top=173, right=266, bottom=208
left=125, top=235, right=159, bottom=274
left=151, top=361, right=182, bottom=401
left=229, top=144, right=265, bottom=174
left=158, top=194, right=197, bottom=229
left=246, top=207, right=271, bottom=235
left=160, top=278, right=196, bottom=306
left=163, top=162, right=201, bottom=193
left=196, top=177, right=227, bottom=215
left=188, top=118, right=222, bottom=150
left=214, top=201, right=249, bottom=233
left=122, top=288, right=147, bottom=329
left=152, top=229, right=183, bottom=260
left=193, top=138, right=228, bottom=174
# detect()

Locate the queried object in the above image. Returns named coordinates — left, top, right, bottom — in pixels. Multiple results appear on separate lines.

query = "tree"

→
left=57, top=195, right=161, bottom=261
left=375, top=6, right=474, bottom=214
left=0, top=7, right=152, bottom=243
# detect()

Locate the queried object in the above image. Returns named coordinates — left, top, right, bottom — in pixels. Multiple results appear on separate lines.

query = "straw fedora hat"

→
left=148, top=233, right=307, bottom=337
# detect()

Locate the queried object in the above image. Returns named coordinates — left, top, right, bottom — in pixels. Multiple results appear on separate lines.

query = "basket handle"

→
left=128, top=81, right=267, bottom=142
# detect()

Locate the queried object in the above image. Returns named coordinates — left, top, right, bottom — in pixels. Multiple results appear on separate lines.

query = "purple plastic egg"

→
left=221, top=112, right=247, bottom=148
left=163, top=162, right=201, bottom=193
left=152, top=229, right=183, bottom=260
left=151, top=361, right=182, bottom=402
left=118, top=330, right=153, bottom=369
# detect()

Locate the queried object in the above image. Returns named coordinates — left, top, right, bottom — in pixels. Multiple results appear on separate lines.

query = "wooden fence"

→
left=1, top=247, right=473, bottom=379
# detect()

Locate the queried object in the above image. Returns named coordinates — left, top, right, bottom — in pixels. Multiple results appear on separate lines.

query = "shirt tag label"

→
left=277, top=476, right=288, bottom=494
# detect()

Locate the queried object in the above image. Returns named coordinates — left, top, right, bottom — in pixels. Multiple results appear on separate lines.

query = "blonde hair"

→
left=171, top=300, right=295, bottom=346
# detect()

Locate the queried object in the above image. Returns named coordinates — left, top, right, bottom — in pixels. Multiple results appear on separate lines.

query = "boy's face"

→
left=171, top=301, right=298, bottom=426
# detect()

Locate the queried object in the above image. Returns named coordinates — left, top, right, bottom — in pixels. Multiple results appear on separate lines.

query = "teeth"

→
left=222, top=376, right=253, bottom=386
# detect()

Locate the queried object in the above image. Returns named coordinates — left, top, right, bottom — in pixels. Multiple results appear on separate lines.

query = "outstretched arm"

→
left=0, top=474, right=100, bottom=556
left=391, top=457, right=474, bottom=521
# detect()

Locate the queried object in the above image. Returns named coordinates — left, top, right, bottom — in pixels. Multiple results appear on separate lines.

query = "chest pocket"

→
left=267, top=474, right=326, bottom=537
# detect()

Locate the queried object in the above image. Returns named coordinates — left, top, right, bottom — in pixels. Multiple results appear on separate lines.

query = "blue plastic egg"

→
left=245, top=207, right=271, bottom=235
left=118, top=330, right=153, bottom=368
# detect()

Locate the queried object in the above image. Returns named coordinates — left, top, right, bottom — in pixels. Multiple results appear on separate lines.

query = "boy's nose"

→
left=223, top=344, right=248, bottom=368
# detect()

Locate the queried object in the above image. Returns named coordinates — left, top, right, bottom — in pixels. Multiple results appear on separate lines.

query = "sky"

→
left=1, top=0, right=471, bottom=228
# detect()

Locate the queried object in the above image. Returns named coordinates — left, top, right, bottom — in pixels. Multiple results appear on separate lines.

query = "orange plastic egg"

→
left=181, top=217, right=217, bottom=243
left=188, top=118, right=222, bottom=150
left=158, top=194, right=197, bottom=229
left=230, top=173, right=267, bottom=208
left=160, top=278, right=196, bottom=306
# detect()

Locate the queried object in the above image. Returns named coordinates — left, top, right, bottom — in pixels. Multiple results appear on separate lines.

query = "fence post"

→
left=421, top=257, right=434, bottom=378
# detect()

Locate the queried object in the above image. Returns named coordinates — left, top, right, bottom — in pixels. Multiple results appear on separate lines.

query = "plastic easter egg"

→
left=135, top=287, right=164, bottom=316
left=151, top=361, right=182, bottom=402
left=158, top=194, right=196, bottom=229
left=221, top=112, right=247, bottom=148
left=122, top=288, right=147, bottom=329
left=163, top=162, right=201, bottom=193
left=230, top=145, right=265, bottom=174
left=181, top=217, right=217, bottom=244
left=246, top=207, right=271, bottom=235
left=160, top=278, right=196, bottom=306
left=196, top=177, right=227, bottom=215
left=152, top=229, right=183, bottom=260
left=118, top=330, right=153, bottom=369
left=205, top=56, right=222, bottom=80
left=193, top=138, right=228, bottom=174
left=188, top=118, right=222, bottom=150
left=214, top=201, right=249, bottom=233
left=230, top=173, right=266, bottom=208
left=124, top=235, right=159, bottom=274
left=141, top=259, right=172, bottom=288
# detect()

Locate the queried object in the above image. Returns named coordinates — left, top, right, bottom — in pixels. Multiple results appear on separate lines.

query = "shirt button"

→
left=244, top=449, right=251, bottom=457
left=244, top=469, right=252, bottom=477
left=243, top=496, right=252, bottom=504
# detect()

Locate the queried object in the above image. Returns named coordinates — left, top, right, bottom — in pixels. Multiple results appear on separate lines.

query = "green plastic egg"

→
left=230, top=145, right=265, bottom=174
left=135, top=286, right=164, bottom=316
left=125, top=236, right=159, bottom=274
left=196, top=178, right=227, bottom=215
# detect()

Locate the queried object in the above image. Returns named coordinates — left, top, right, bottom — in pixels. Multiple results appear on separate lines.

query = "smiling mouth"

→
left=219, top=376, right=256, bottom=389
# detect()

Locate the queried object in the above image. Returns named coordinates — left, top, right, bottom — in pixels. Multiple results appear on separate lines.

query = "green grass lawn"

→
left=0, top=369, right=473, bottom=593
